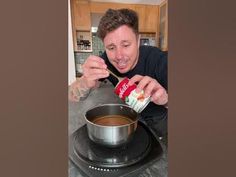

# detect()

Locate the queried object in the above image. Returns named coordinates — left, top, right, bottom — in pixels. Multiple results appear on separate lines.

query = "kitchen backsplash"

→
left=75, top=34, right=104, bottom=64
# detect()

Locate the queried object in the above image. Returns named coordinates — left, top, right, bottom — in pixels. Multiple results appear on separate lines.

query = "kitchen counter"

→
left=68, top=80, right=168, bottom=177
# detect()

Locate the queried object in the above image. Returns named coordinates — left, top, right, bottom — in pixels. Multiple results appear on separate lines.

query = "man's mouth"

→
left=116, top=60, right=128, bottom=69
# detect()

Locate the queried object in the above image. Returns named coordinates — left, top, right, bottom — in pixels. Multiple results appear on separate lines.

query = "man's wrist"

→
left=69, top=77, right=91, bottom=101
left=77, top=77, right=91, bottom=98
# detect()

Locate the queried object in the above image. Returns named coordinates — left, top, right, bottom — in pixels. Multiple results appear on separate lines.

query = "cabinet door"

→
left=159, top=1, right=168, bottom=51
left=134, top=5, right=146, bottom=32
left=144, top=5, right=158, bottom=33
left=90, top=2, right=135, bottom=14
left=73, top=0, right=91, bottom=31
left=135, top=5, right=158, bottom=33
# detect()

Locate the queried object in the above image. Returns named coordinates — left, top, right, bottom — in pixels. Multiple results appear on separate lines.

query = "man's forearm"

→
left=68, top=77, right=91, bottom=101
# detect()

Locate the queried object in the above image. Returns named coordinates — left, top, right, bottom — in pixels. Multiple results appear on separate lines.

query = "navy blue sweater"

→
left=101, top=46, right=168, bottom=120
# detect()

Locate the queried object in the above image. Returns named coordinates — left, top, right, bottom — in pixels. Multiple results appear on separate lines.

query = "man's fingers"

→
left=83, top=55, right=107, bottom=70
left=83, top=60, right=107, bottom=70
left=86, top=73, right=109, bottom=80
left=83, top=68, right=109, bottom=78
left=151, top=88, right=168, bottom=105
left=143, top=80, right=157, bottom=97
left=128, top=75, right=143, bottom=85
left=135, top=76, right=156, bottom=93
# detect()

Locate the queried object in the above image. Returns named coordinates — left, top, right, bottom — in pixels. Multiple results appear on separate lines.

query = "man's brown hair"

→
left=97, top=8, right=139, bottom=41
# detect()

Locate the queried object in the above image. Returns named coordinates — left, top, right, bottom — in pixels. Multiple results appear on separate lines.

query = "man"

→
left=69, top=8, right=168, bottom=141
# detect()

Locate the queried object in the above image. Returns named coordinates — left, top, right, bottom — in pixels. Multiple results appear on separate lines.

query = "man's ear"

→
left=137, top=34, right=141, bottom=47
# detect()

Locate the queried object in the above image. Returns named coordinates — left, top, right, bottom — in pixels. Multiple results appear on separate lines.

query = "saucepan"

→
left=84, top=104, right=138, bottom=148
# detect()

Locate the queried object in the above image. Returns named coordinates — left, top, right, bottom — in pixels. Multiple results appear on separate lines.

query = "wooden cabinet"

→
left=70, top=0, right=92, bottom=52
left=70, top=1, right=161, bottom=51
left=90, top=2, right=135, bottom=14
left=90, top=2, right=158, bottom=33
left=134, top=5, right=146, bottom=32
left=71, top=0, right=91, bottom=31
left=159, top=1, right=168, bottom=51
left=135, top=5, right=159, bottom=33
left=144, top=6, right=159, bottom=33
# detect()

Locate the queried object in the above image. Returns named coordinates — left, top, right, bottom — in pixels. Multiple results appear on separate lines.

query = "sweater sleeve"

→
left=156, top=50, right=168, bottom=91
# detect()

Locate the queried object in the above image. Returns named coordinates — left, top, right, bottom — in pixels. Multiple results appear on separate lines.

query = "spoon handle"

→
left=107, top=69, right=123, bottom=81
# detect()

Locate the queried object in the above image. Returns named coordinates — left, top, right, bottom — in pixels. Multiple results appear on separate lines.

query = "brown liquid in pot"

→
left=92, top=115, right=133, bottom=126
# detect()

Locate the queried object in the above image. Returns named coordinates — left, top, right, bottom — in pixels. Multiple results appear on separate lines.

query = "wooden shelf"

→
left=75, top=50, right=92, bottom=53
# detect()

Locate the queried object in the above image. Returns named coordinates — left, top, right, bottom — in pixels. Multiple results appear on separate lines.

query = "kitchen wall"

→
left=68, top=0, right=76, bottom=84
left=74, top=33, right=104, bottom=65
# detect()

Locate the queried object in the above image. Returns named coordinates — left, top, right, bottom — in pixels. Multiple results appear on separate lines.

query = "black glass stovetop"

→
left=69, top=121, right=163, bottom=177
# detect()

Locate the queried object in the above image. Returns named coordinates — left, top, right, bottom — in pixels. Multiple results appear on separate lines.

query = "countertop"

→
left=68, top=81, right=168, bottom=177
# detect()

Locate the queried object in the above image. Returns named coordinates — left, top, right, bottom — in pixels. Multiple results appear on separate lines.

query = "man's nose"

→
left=115, top=48, right=123, bottom=60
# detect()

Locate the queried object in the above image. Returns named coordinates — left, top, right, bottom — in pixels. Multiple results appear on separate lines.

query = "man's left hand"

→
left=128, top=75, right=168, bottom=106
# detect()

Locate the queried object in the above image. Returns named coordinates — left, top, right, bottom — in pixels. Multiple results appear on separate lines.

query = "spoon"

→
left=107, top=69, right=123, bottom=81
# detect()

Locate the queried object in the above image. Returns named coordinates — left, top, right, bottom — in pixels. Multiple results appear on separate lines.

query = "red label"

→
left=114, top=77, right=137, bottom=100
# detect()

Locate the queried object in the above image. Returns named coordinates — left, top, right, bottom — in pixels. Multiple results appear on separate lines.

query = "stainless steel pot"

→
left=84, top=104, right=138, bottom=148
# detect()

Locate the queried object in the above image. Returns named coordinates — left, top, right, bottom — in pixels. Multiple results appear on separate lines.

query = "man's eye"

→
left=123, top=44, right=130, bottom=48
left=107, top=46, right=114, bottom=51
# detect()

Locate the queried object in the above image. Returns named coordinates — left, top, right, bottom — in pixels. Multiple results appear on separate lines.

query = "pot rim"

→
left=84, top=103, right=138, bottom=128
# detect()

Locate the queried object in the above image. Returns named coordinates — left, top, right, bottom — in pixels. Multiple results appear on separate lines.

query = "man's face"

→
left=103, top=25, right=140, bottom=73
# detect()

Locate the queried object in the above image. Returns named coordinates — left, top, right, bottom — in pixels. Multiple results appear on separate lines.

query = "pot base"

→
left=74, top=122, right=151, bottom=168
left=88, top=131, right=135, bottom=148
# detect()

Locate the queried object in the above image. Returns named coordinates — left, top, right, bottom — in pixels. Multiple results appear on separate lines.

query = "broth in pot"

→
left=92, top=115, right=133, bottom=126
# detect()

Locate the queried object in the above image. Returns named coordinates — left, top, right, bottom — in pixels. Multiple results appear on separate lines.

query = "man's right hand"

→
left=80, top=55, right=109, bottom=89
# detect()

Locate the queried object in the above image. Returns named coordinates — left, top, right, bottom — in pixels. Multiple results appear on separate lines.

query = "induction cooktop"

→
left=69, top=121, right=163, bottom=177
